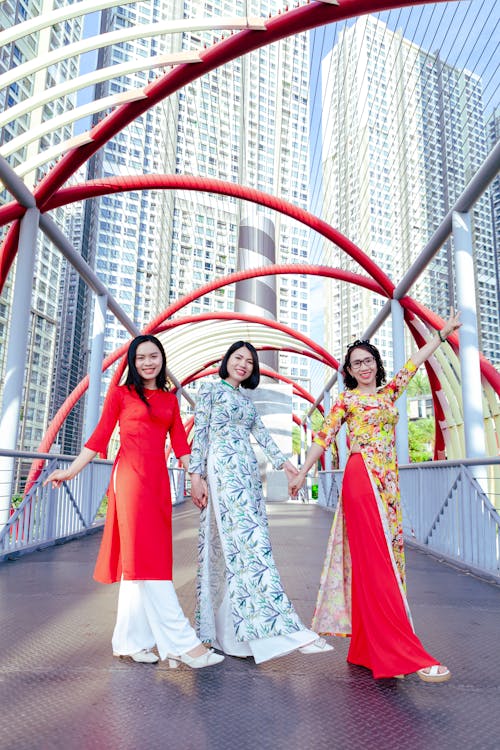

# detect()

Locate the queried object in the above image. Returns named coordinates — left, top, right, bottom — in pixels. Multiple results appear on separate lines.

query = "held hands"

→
left=190, top=474, right=208, bottom=510
left=282, top=460, right=299, bottom=485
left=288, top=469, right=307, bottom=498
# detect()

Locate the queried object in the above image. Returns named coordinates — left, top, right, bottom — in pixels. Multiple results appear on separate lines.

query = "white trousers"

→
left=112, top=580, right=201, bottom=661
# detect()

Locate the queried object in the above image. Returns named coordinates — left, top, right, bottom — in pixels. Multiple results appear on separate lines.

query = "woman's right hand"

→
left=43, top=469, right=73, bottom=489
left=288, top=470, right=307, bottom=498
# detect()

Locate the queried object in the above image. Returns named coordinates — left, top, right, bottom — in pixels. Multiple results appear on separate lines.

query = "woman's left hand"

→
left=441, top=307, right=462, bottom=338
left=190, top=474, right=208, bottom=509
left=283, top=460, right=299, bottom=484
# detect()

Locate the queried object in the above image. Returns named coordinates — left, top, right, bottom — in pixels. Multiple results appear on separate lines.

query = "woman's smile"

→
left=225, top=347, right=255, bottom=387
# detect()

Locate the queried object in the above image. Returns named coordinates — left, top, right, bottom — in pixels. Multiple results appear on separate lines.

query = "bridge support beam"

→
left=0, top=207, right=40, bottom=527
left=391, top=299, right=409, bottom=464
left=453, top=211, right=486, bottom=459
left=85, top=293, right=107, bottom=441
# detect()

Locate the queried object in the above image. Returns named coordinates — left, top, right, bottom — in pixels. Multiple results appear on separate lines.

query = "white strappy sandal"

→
left=417, top=665, right=451, bottom=683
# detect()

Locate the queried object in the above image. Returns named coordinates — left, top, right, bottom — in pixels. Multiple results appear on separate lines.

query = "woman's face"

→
left=225, top=346, right=254, bottom=386
left=135, top=340, right=163, bottom=387
left=347, top=347, right=377, bottom=389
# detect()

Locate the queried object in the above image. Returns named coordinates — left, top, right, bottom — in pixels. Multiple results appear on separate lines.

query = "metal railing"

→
left=0, top=449, right=187, bottom=561
left=315, top=458, right=500, bottom=580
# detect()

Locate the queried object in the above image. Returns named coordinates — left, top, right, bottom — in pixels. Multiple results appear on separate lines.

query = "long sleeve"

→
left=381, top=359, right=417, bottom=402
left=85, top=385, right=123, bottom=457
left=250, top=411, right=287, bottom=470
left=168, top=396, right=191, bottom=458
left=188, top=381, right=212, bottom=476
left=313, top=392, right=347, bottom=449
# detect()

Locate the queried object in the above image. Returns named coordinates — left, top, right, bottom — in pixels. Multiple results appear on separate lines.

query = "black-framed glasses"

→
left=349, top=356, right=376, bottom=370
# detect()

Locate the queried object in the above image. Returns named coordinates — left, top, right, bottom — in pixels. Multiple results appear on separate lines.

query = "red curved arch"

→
left=41, top=175, right=393, bottom=293
left=0, top=175, right=393, bottom=296
left=30, top=0, right=437, bottom=210
left=0, top=222, right=20, bottom=287
left=400, top=296, right=500, bottom=393
left=25, top=305, right=333, bottom=491
left=181, top=365, right=323, bottom=412
left=6, top=184, right=499, bottom=397
left=165, top=366, right=318, bottom=462
left=0, top=2, right=447, bottom=286
left=404, top=315, right=446, bottom=459
left=29, top=269, right=346, bottom=466
left=155, top=310, right=338, bottom=369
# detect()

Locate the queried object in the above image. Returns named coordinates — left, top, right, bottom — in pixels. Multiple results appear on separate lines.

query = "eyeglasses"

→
left=349, top=356, right=375, bottom=370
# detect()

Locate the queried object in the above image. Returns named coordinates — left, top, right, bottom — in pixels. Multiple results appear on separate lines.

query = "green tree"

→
left=407, top=371, right=430, bottom=397
left=406, top=372, right=433, bottom=461
left=408, top=417, right=434, bottom=462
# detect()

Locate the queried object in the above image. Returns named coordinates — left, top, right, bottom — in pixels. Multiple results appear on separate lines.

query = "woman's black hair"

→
left=219, top=341, right=260, bottom=389
left=342, top=339, right=386, bottom=390
left=125, top=334, right=169, bottom=406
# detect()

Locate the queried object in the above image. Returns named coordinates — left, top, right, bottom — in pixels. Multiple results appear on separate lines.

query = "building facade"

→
left=487, top=105, right=500, bottom=358
left=321, top=16, right=499, bottom=371
left=1, top=1, right=314, bottom=459
left=0, top=0, right=84, bottom=455
left=77, top=1, right=312, bottom=419
left=168, top=0, right=311, bottom=412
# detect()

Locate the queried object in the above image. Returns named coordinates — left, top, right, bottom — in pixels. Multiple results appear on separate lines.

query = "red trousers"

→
left=343, top=454, right=439, bottom=678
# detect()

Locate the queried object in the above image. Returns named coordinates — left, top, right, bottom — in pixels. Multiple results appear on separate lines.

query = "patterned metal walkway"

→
left=1, top=502, right=499, bottom=750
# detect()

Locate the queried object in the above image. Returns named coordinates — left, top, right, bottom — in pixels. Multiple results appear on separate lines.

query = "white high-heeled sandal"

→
left=299, top=637, right=334, bottom=655
left=417, top=665, right=451, bottom=683
left=113, top=649, right=159, bottom=664
left=167, top=648, right=225, bottom=669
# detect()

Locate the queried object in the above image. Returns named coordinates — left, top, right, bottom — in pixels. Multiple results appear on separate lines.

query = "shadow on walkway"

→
left=1, top=503, right=499, bottom=750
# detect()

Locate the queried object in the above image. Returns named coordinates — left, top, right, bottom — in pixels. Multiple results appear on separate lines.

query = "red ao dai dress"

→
left=85, top=384, right=201, bottom=660
left=87, top=385, right=190, bottom=583
left=312, top=360, right=440, bottom=679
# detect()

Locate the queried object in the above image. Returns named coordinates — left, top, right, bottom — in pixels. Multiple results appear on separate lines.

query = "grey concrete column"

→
left=453, top=211, right=486, bottom=458
left=391, top=299, right=409, bottom=464
left=0, top=207, right=40, bottom=527
left=235, top=211, right=278, bottom=372
left=85, top=293, right=107, bottom=442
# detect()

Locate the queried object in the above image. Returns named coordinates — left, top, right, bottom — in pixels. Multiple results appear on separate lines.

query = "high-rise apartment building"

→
left=168, top=0, right=311, bottom=411
left=83, top=2, right=311, bottom=415
left=0, top=1, right=84, bottom=454
left=321, top=16, right=499, bottom=369
left=51, top=174, right=87, bottom=455
left=83, top=4, right=177, bottom=363
left=1, top=2, right=313, bottom=457
left=487, top=106, right=500, bottom=347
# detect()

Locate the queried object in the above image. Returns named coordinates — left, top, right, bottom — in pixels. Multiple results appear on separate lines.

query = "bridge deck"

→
left=1, top=502, right=499, bottom=750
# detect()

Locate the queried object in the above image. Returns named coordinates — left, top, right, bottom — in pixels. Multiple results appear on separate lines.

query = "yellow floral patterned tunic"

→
left=312, top=359, right=417, bottom=636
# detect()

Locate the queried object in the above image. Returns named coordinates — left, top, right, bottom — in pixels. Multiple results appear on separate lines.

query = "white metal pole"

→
left=85, top=293, right=107, bottom=441
left=391, top=299, right=409, bottom=464
left=453, top=211, right=486, bottom=459
left=0, top=207, right=40, bottom=528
